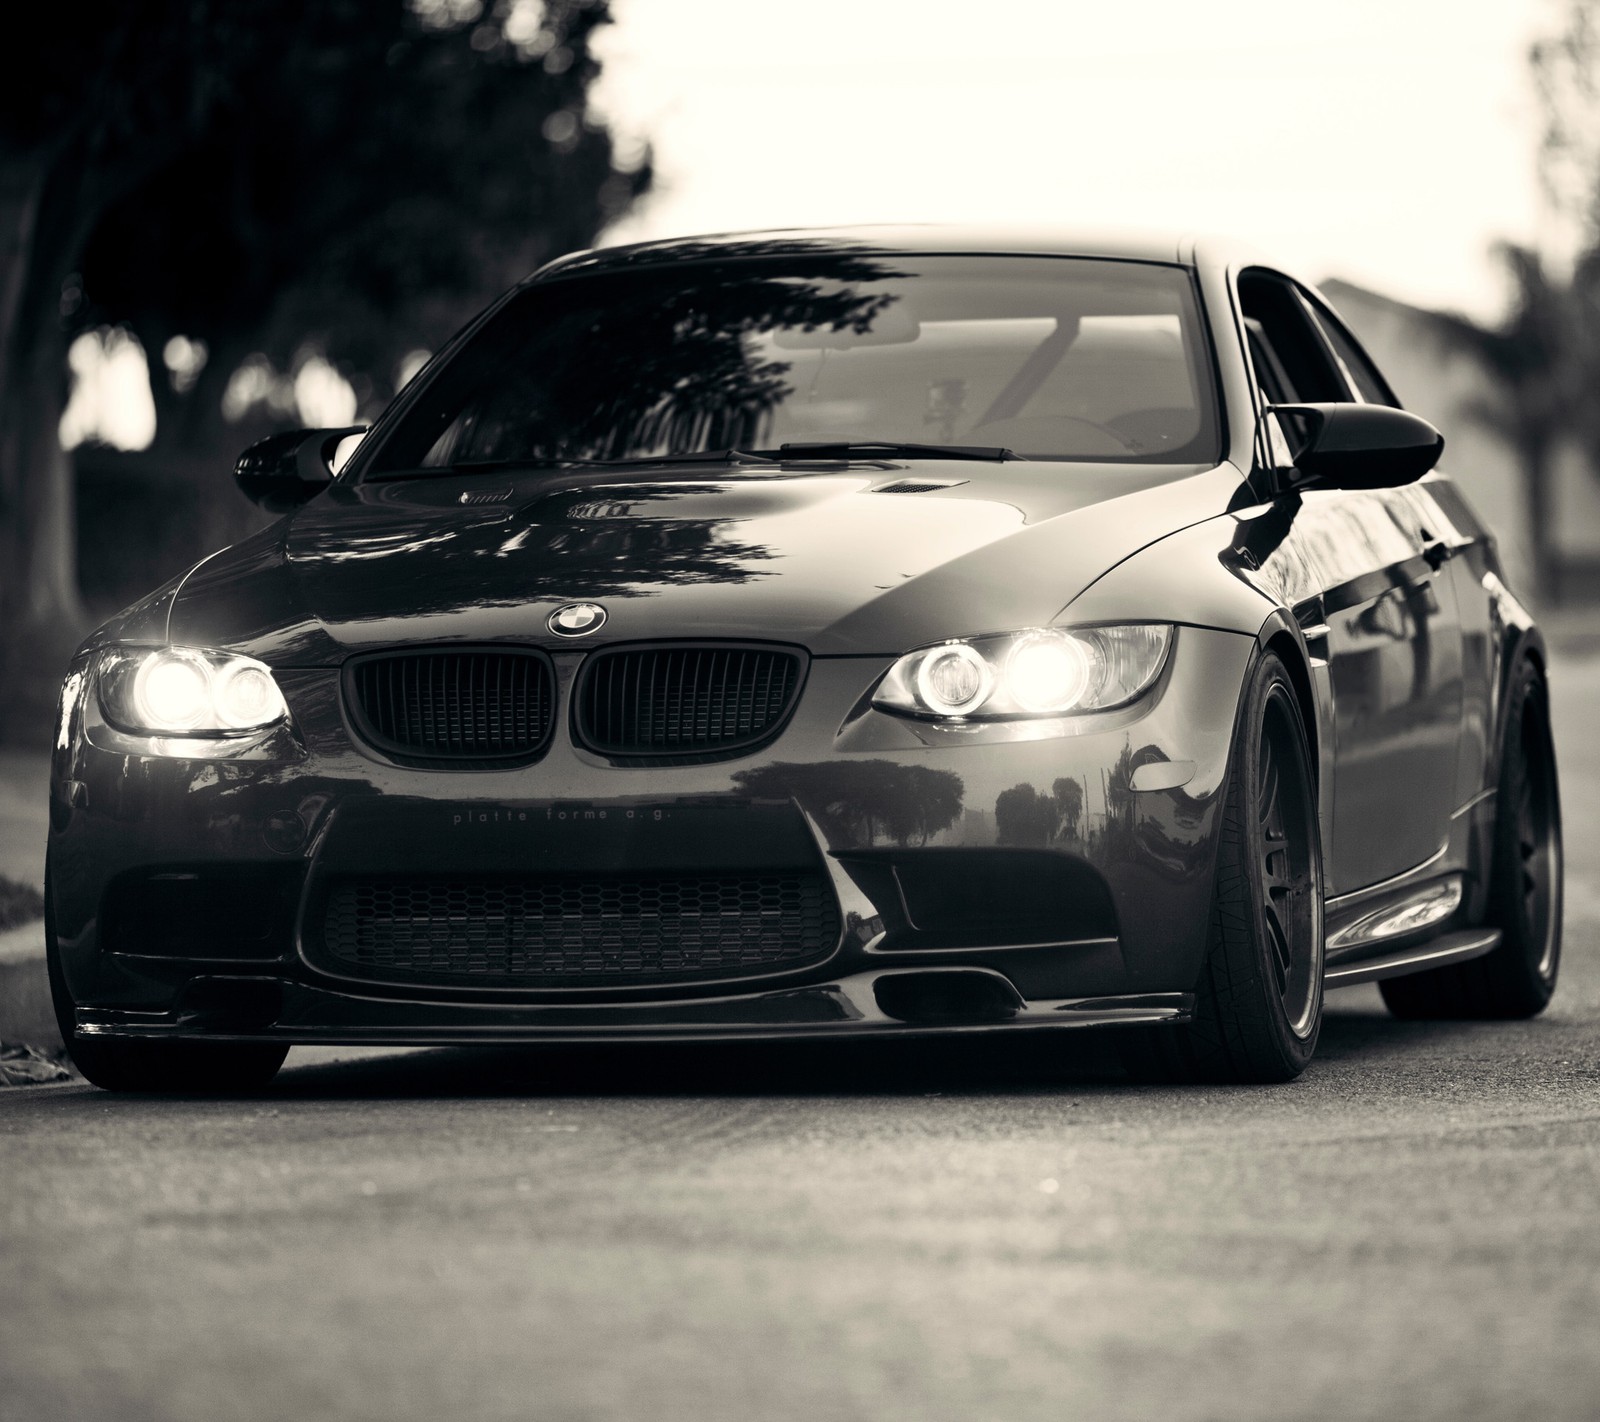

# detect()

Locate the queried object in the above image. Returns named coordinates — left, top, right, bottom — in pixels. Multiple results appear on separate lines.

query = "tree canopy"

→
left=1412, top=1, right=1600, bottom=601
left=0, top=0, right=649, bottom=643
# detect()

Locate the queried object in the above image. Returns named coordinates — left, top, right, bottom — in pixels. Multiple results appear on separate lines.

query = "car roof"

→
left=529, top=224, right=1278, bottom=283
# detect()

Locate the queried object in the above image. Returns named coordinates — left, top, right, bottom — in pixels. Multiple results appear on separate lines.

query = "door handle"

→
left=1422, top=540, right=1453, bottom=571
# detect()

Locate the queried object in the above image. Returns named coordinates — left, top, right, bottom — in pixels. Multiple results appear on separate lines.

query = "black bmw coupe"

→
left=46, top=226, right=1562, bottom=1090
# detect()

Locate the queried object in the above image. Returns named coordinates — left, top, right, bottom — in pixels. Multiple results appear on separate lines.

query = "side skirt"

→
left=1323, top=927, right=1500, bottom=989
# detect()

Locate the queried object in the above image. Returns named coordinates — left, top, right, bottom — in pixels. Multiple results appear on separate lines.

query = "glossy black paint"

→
left=234, top=426, right=364, bottom=512
left=1270, top=402, right=1445, bottom=490
left=48, top=227, right=1546, bottom=1047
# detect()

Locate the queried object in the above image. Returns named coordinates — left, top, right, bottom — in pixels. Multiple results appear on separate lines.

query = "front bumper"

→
left=74, top=974, right=1193, bottom=1045
left=48, top=626, right=1254, bottom=1045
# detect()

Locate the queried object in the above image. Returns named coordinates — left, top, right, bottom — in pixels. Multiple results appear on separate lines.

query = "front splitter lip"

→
left=74, top=973, right=1192, bottom=1047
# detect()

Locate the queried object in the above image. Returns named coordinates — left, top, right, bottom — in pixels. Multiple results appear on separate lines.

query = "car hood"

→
left=110, top=460, right=1244, bottom=664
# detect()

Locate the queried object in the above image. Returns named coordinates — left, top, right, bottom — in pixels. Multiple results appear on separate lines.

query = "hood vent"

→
left=870, top=478, right=968, bottom=495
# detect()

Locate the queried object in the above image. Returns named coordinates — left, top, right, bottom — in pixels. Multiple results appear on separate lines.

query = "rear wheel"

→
left=1124, top=651, right=1324, bottom=1083
left=46, top=882, right=288, bottom=1094
left=1379, top=657, right=1561, bottom=1020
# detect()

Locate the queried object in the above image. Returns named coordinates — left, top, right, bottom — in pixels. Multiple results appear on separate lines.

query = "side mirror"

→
left=234, top=426, right=366, bottom=511
left=1263, top=403, right=1443, bottom=491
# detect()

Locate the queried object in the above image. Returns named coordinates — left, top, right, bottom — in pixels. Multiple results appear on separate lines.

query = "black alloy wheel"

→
left=45, top=879, right=289, bottom=1094
left=1256, top=695, right=1322, bottom=1041
left=1380, top=657, right=1562, bottom=1019
left=1124, top=650, right=1324, bottom=1083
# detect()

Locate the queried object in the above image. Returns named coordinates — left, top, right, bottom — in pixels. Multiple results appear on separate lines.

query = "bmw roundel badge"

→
left=548, top=602, right=608, bottom=636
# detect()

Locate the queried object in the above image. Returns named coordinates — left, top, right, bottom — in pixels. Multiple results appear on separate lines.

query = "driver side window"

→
left=1245, top=319, right=1294, bottom=405
left=1238, top=270, right=1350, bottom=407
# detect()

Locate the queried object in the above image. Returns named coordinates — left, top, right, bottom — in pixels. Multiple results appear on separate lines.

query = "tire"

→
left=45, top=881, right=288, bottom=1094
left=1379, top=657, right=1561, bottom=1020
left=1123, top=650, right=1325, bottom=1084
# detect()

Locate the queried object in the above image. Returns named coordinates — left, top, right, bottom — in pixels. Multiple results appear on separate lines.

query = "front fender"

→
left=1056, top=506, right=1279, bottom=634
left=1486, top=569, right=1546, bottom=788
left=1060, top=515, right=1332, bottom=857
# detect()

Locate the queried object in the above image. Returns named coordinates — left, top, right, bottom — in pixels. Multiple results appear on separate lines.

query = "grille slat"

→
left=577, top=644, right=803, bottom=760
left=321, top=872, right=841, bottom=985
left=348, top=649, right=554, bottom=764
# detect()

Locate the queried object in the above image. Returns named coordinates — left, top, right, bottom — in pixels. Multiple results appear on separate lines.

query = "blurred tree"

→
left=1428, top=245, right=1570, bottom=602
left=0, top=0, right=648, bottom=649
left=1530, top=0, right=1600, bottom=244
left=1542, top=4, right=1600, bottom=517
left=731, top=762, right=965, bottom=849
left=993, top=783, right=1057, bottom=848
left=1051, top=776, right=1084, bottom=841
left=1425, top=0, right=1600, bottom=603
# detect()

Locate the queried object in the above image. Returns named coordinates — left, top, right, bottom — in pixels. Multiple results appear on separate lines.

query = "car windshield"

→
left=366, top=250, right=1222, bottom=473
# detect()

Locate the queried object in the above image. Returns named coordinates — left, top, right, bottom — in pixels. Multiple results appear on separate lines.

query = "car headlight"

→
left=95, top=647, right=290, bottom=736
left=872, top=625, right=1172, bottom=720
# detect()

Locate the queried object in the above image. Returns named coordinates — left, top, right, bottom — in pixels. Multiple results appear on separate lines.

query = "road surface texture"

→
left=4, top=659, right=1600, bottom=1422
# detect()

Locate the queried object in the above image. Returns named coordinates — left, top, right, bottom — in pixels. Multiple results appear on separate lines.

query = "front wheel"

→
left=1124, top=651, right=1325, bottom=1083
left=46, top=881, right=288, bottom=1094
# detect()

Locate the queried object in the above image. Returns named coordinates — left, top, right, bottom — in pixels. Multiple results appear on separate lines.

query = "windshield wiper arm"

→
left=449, top=448, right=778, bottom=471
left=602, top=448, right=778, bottom=467
left=368, top=450, right=781, bottom=481
left=779, top=441, right=1018, bottom=462
left=365, top=459, right=576, bottom=481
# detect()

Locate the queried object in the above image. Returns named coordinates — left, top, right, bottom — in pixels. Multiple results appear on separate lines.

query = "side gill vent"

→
left=870, top=478, right=968, bottom=495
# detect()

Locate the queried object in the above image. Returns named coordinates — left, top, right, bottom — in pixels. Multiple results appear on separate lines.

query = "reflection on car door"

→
left=1311, top=488, right=1464, bottom=891
left=1236, top=270, right=1465, bottom=896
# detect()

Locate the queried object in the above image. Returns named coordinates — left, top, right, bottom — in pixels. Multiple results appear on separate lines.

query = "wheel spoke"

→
left=1258, top=743, right=1280, bottom=828
left=1516, top=766, right=1545, bottom=927
left=1265, top=906, right=1291, bottom=994
left=1250, top=699, right=1320, bottom=1037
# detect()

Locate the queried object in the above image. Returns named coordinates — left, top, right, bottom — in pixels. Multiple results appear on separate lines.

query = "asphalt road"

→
left=5, top=663, right=1600, bottom=1422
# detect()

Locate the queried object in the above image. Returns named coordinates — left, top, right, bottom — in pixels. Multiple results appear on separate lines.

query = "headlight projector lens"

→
left=915, top=643, right=993, bottom=715
left=133, top=652, right=212, bottom=732
left=1004, top=631, right=1093, bottom=713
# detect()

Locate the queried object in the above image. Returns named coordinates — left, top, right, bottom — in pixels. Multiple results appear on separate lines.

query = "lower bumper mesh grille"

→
left=319, top=873, right=841, bottom=985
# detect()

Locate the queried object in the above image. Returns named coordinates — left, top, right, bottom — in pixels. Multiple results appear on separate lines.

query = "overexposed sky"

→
left=592, top=0, right=1551, bottom=321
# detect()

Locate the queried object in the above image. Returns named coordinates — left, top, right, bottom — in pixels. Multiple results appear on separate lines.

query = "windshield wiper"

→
left=365, top=449, right=780, bottom=482
left=458, top=448, right=777, bottom=470
left=630, top=448, right=778, bottom=466
left=779, top=441, right=1018, bottom=462
left=365, top=459, right=572, bottom=481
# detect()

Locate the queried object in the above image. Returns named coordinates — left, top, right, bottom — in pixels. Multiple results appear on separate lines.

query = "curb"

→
left=0, top=920, right=59, bottom=1049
